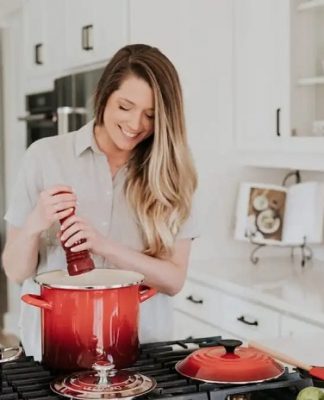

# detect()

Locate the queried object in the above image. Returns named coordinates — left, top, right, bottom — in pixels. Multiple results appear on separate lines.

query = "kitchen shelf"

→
left=297, top=0, right=324, bottom=11
left=298, top=76, right=324, bottom=86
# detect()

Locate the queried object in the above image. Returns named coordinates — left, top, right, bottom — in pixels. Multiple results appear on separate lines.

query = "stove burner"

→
left=0, top=336, right=313, bottom=400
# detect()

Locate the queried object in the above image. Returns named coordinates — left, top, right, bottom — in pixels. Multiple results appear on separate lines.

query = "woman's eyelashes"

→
left=119, top=105, right=131, bottom=111
left=119, top=105, right=154, bottom=120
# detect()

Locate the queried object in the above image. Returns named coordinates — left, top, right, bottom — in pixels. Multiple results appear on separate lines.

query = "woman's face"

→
left=101, top=74, right=155, bottom=153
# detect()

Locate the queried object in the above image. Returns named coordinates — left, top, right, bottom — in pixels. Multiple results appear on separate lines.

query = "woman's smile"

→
left=119, top=125, right=142, bottom=139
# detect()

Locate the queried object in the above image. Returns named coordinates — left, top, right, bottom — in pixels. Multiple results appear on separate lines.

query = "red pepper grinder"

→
left=58, top=192, right=95, bottom=276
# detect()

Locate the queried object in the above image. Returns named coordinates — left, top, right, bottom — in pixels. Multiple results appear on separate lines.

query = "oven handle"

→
left=18, top=113, right=54, bottom=122
left=57, top=106, right=87, bottom=135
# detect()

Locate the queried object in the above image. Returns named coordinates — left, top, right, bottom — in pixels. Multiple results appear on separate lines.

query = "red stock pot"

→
left=21, top=269, right=157, bottom=371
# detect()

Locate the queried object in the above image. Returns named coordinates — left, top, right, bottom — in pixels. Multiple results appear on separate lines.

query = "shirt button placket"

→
left=102, top=187, right=113, bottom=234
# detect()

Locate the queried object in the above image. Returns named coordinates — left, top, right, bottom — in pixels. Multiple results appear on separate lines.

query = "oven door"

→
left=19, top=113, right=57, bottom=147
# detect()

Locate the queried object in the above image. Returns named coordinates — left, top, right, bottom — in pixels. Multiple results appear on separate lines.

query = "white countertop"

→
left=188, top=256, right=324, bottom=327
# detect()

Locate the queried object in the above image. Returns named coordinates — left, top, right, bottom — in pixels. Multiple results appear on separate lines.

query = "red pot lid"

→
left=0, top=346, right=23, bottom=363
left=51, top=358, right=156, bottom=399
left=175, top=339, right=285, bottom=384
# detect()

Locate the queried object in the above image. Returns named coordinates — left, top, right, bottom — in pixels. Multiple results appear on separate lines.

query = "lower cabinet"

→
left=172, top=310, right=232, bottom=340
left=280, top=315, right=324, bottom=337
left=173, top=277, right=324, bottom=341
left=221, top=293, right=281, bottom=340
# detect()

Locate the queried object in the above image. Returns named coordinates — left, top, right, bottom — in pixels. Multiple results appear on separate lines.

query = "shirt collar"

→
left=75, top=119, right=103, bottom=156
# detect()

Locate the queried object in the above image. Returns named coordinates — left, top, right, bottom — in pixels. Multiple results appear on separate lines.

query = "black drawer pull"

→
left=276, top=108, right=281, bottom=136
left=82, top=24, right=94, bottom=50
left=186, top=295, right=203, bottom=304
left=35, top=43, right=43, bottom=65
left=237, top=315, right=258, bottom=326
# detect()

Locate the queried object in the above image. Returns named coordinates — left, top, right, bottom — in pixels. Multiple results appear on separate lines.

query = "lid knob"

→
left=218, top=339, right=242, bottom=359
left=92, top=356, right=116, bottom=386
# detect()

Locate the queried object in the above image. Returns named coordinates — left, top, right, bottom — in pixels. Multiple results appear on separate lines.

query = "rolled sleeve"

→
left=176, top=196, right=200, bottom=241
left=4, top=142, right=43, bottom=228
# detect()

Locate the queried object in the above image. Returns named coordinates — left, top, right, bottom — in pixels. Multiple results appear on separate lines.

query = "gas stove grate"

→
left=0, top=336, right=313, bottom=400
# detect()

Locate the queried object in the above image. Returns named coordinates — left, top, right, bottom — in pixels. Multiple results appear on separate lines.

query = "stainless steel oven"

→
left=19, top=91, right=57, bottom=147
left=54, top=67, right=104, bottom=135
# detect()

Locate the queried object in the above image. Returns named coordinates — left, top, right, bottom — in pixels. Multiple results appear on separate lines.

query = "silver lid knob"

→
left=92, top=356, right=116, bottom=385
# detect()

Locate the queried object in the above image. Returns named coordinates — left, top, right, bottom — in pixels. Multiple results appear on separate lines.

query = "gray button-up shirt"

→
left=5, top=120, right=198, bottom=360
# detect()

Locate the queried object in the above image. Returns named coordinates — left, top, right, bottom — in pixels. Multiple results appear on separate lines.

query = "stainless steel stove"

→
left=0, top=336, right=313, bottom=400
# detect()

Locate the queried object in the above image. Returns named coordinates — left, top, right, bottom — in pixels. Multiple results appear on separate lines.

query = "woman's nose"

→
left=128, top=113, right=144, bottom=132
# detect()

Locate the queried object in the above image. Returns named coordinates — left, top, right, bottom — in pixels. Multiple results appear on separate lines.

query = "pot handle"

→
left=21, top=294, right=52, bottom=310
left=139, top=285, right=157, bottom=303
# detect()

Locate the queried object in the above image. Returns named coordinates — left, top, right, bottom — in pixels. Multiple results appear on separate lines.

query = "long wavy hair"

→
left=94, top=44, right=197, bottom=257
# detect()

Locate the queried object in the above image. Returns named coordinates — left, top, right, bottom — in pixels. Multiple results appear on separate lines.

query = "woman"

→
left=2, top=44, right=198, bottom=360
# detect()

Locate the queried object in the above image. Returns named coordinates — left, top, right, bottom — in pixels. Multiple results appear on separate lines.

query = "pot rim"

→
left=34, top=269, right=145, bottom=290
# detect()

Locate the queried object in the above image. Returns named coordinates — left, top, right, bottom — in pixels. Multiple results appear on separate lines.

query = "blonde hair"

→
left=94, top=44, right=197, bottom=257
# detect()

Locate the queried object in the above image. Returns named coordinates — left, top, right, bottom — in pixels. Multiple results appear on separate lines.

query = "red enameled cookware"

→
left=0, top=346, right=23, bottom=364
left=176, top=339, right=285, bottom=384
left=21, top=269, right=157, bottom=371
left=51, top=358, right=157, bottom=399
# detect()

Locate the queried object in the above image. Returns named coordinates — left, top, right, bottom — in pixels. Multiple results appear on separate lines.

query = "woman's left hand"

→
left=59, top=215, right=108, bottom=255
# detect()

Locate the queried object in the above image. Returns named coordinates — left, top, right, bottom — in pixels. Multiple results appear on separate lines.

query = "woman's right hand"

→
left=25, top=185, right=77, bottom=236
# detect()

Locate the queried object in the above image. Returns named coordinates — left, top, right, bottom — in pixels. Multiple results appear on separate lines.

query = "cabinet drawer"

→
left=172, top=310, right=221, bottom=340
left=173, top=280, right=222, bottom=327
left=222, top=294, right=280, bottom=340
left=281, top=315, right=324, bottom=337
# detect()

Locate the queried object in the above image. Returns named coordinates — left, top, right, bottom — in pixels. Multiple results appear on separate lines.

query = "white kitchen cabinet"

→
left=280, top=314, right=324, bottom=337
left=234, top=0, right=290, bottom=151
left=234, top=0, right=324, bottom=171
left=174, top=270, right=324, bottom=342
left=23, top=0, right=65, bottom=92
left=64, top=0, right=128, bottom=69
left=173, top=280, right=224, bottom=328
left=173, top=278, right=280, bottom=341
left=221, top=292, right=281, bottom=340
left=172, top=310, right=230, bottom=340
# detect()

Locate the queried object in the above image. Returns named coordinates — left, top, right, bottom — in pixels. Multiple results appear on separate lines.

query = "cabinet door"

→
left=64, top=0, right=128, bottom=69
left=234, top=0, right=290, bottom=152
left=23, top=0, right=65, bottom=92
left=172, top=310, right=234, bottom=341
left=281, top=315, right=324, bottom=337
left=173, top=280, right=223, bottom=328
left=23, top=0, right=45, bottom=77
left=221, top=293, right=281, bottom=340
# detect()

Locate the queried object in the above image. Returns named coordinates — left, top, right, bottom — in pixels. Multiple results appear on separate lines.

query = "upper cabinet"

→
left=23, top=0, right=65, bottom=92
left=23, top=0, right=128, bottom=93
left=64, top=0, right=128, bottom=69
left=291, top=0, right=324, bottom=137
left=234, top=0, right=324, bottom=171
